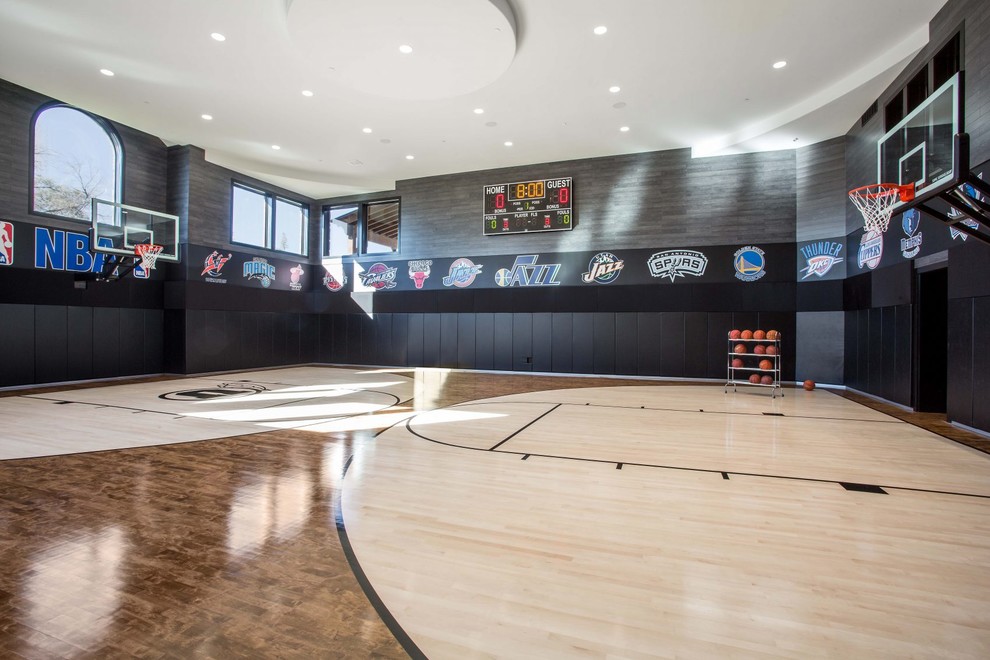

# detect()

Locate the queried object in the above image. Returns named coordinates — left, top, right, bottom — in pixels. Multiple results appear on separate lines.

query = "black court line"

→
left=488, top=404, right=562, bottom=451
left=444, top=398, right=902, bottom=425
left=400, top=414, right=990, bottom=500
left=335, top=456, right=427, bottom=660
left=841, top=482, right=887, bottom=494
left=24, top=396, right=178, bottom=416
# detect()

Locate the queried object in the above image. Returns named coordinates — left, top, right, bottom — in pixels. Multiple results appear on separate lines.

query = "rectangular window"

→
left=322, top=200, right=400, bottom=257
left=325, top=205, right=359, bottom=257
left=231, top=183, right=309, bottom=256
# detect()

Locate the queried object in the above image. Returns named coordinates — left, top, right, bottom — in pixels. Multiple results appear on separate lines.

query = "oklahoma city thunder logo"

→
left=733, top=246, right=766, bottom=282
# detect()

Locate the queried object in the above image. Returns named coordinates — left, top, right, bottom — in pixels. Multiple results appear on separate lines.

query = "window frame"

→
left=321, top=198, right=401, bottom=258
left=29, top=102, right=124, bottom=223
left=230, top=181, right=310, bottom=257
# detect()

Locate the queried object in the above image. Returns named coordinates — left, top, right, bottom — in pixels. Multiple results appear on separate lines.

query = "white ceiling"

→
left=0, top=0, right=948, bottom=199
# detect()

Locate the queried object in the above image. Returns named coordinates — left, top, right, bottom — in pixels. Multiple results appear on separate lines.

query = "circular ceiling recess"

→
left=286, top=0, right=517, bottom=100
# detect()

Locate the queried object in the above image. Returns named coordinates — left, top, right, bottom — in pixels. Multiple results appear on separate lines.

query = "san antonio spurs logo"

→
left=159, top=382, right=268, bottom=401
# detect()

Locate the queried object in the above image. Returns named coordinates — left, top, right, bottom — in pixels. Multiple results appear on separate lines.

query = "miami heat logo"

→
left=289, top=264, right=305, bottom=291
left=201, top=250, right=231, bottom=277
left=408, top=260, right=432, bottom=289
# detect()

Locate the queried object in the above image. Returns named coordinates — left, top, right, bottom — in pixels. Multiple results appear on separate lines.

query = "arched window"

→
left=32, top=104, right=122, bottom=221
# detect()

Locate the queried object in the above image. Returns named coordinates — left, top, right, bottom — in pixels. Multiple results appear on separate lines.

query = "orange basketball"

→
left=753, top=330, right=766, bottom=340
left=748, top=374, right=761, bottom=384
left=761, top=375, right=774, bottom=385
left=759, top=359, right=773, bottom=371
left=753, top=344, right=766, bottom=355
left=734, top=344, right=747, bottom=354
left=731, top=358, right=744, bottom=368
left=803, top=379, right=816, bottom=391
left=765, top=345, right=777, bottom=356
left=766, top=329, right=779, bottom=340
left=729, top=329, right=741, bottom=339
left=740, top=330, right=753, bottom=340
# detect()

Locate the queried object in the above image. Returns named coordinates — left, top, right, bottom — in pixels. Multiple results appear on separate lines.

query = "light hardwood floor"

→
left=2, top=368, right=989, bottom=658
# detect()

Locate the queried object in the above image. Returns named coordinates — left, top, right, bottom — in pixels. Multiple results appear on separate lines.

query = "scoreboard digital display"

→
left=483, top=177, right=573, bottom=235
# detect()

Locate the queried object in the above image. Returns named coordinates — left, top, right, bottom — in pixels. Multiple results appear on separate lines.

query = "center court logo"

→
left=582, top=252, right=624, bottom=284
left=733, top=246, right=766, bottom=282
left=443, top=258, right=483, bottom=287
left=648, top=250, right=707, bottom=282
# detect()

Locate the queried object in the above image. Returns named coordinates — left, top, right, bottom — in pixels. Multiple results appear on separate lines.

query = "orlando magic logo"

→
left=243, top=257, right=275, bottom=287
left=582, top=252, right=623, bottom=284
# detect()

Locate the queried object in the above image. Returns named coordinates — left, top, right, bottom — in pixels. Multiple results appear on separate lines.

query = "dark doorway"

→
left=915, top=267, right=948, bottom=413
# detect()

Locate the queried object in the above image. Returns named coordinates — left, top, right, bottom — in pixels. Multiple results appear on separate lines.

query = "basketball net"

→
left=848, top=183, right=915, bottom=234
left=134, top=243, right=164, bottom=271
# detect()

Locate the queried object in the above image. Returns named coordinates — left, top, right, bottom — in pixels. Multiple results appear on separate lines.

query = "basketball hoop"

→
left=134, top=243, right=164, bottom=271
left=848, top=183, right=915, bottom=234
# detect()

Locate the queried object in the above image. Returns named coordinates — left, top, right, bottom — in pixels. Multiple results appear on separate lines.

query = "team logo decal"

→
left=159, top=382, right=268, bottom=401
left=243, top=257, right=275, bottom=287
left=799, top=241, right=843, bottom=279
left=900, top=209, right=923, bottom=258
left=494, top=255, right=562, bottom=287
left=34, top=227, right=119, bottom=276
left=408, top=260, right=432, bottom=289
left=858, top=230, right=884, bottom=270
left=201, top=250, right=232, bottom=284
left=582, top=252, right=624, bottom=284
left=648, top=250, right=707, bottom=282
left=948, top=179, right=984, bottom=241
left=733, top=246, right=766, bottom=282
left=359, top=262, right=398, bottom=290
left=443, top=258, right=483, bottom=288
left=323, top=271, right=347, bottom=291
left=0, top=221, right=13, bottom=266
left=289, top=264, right=305, bottom=291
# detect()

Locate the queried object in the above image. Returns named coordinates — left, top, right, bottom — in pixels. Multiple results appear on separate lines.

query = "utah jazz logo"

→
left=582, top=252, right=624, bottom=284
left=733, top=246, right=766, bottom=282
left=494, top=255, right=562, bottom=287
left=443, top=258, right=483, bottom=288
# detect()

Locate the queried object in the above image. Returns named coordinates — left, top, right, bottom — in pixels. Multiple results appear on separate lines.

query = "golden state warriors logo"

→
left=733, top=246, right=766, bottom=282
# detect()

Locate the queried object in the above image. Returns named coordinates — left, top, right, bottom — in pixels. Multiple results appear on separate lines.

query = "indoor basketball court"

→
left=2, top=0, right=990, bottom=658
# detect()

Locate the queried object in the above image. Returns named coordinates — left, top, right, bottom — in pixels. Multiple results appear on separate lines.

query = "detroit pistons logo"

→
left=408, top=260, right=432, bottom=289
left=0, top=221, right=13, bottom=266
left=359, top=262, right=397, bottom=290
left=323, top=271, right=346, bottom=291
left=201, top=250, right=231, bottom=277
left=582, top=252, right=624, bottom=284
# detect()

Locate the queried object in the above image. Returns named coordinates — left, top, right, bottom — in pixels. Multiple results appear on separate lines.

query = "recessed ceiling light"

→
left=99, top=69, right=114, bottom=77
left=609, top=86, right=621, bottom=93
left=773, top=60, right=787, bottom=69
left=405, top=154, right=415, bottom=160
left=593, top=26, right=607, bottom=35
left=271, top=145, right=281, bottom=150
left=620, top=126, right=630, bottom=132
left=211, top=32, right=226, bottom=42
left=474, top=108, right=484, bottom=114
left=504, top=141, right=513, bottom=147
left=301, top=90, right=314, bottom=97
left=201, top=114, right=213, bottom=120
left=362, top=127, right=373, bottom=134
left=399, top=45, right=413, bottom=54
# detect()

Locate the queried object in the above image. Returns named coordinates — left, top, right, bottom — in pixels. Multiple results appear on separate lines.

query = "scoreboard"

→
left=483, top=177, right=573, bottom=235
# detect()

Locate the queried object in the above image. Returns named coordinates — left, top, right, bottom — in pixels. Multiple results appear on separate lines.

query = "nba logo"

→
left=0, top=221, right=13, bottom=266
